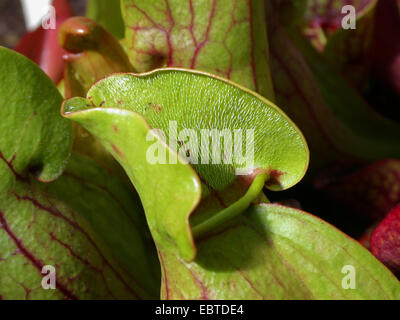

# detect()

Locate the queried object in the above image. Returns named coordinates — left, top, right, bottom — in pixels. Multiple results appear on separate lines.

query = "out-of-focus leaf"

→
left=371, top=204, right=400, bottom=277
left=57, top=79, right=65, bottom=97
left=265, top=0, right=309, bottom=27
left=121, top=0, right=274, bottom=100
left=86, top=0, right=125, bottom=39
left=61, top=69, right=309, bottom=262
left=15, top=0, right=74, bottom=83
left=315, top=159, right=400, bottom=223
left=305, top=0, right=374, bottom=32
left=303, top=0, right=377, bottom=52
left=267, top=20, right=400, bottom=172
left=323, top=0, right=378, bottom=87
left=0, top=47, right=72, bottom=193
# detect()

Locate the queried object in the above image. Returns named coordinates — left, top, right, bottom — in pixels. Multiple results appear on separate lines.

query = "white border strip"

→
left=20, top=0, right=52, bottom=31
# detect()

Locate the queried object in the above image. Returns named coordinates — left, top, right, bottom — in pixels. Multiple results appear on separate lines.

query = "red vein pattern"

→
left=0, top=209, right=78, bottom=300
left=12, top=192, right=141, bottom=299
left=0, top=149, right=26, bottom=181
left=123, top=0, right=274, bottom=99
left=0, top=182, right=146, bottom=300
left=157, top=218, right=315, bottom=299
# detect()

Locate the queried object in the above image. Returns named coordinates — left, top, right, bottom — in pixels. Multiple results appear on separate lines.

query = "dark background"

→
left=0, top=0, right=87, bottom=48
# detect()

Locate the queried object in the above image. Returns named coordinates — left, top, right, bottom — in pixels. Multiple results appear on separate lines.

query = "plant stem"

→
left=192, top=173, right=268, bottom=238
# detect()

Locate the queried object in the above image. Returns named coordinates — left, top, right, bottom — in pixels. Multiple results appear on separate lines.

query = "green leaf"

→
left=0, top=47, right=72, bottom=193
left=0, top=48, right=157, bottom=299
left=121, top=0, right=275, bottom=100
left=59, top=17, right=135, bottom=180
left=0, top=172, right=155, bottom=299
left=323, top=0, right=378, bottom=87
left=64, top=103, right=202, bottom=262
left=64, top=69, right=308, bottom=191
left=157, top=203, right=400, bottom=299
left=265, top=0, right=309, bottom=27
left=86, top=0, right=125, bottom=39
left=291, top=29, right=400, bottom=159
left=61, top=69, right=309, bottom=261
left=35, top=153, right=161, bottom=297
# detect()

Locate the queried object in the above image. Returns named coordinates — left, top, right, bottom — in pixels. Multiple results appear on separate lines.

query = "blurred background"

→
left=0, top=0, right=86, bottom=48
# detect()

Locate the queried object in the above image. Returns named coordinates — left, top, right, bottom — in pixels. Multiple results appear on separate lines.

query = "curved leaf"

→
left=64, top=69, right=308, bottom=191
left=64, top=106, right=202, bottom=262
left=0, top=47, right=72, bottom=192
left=61, top=69, right=309, bottom=261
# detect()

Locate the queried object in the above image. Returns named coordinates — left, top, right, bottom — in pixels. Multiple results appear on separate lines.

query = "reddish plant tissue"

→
left=315, top=159, right=400, bottom=222
left=371, top=204, right=400, bottom=276
left=306, top=0, right=372, bottom=32
left=14, top=0, right=74, bottom=83
left=359, top=222, right=379, bottom=249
